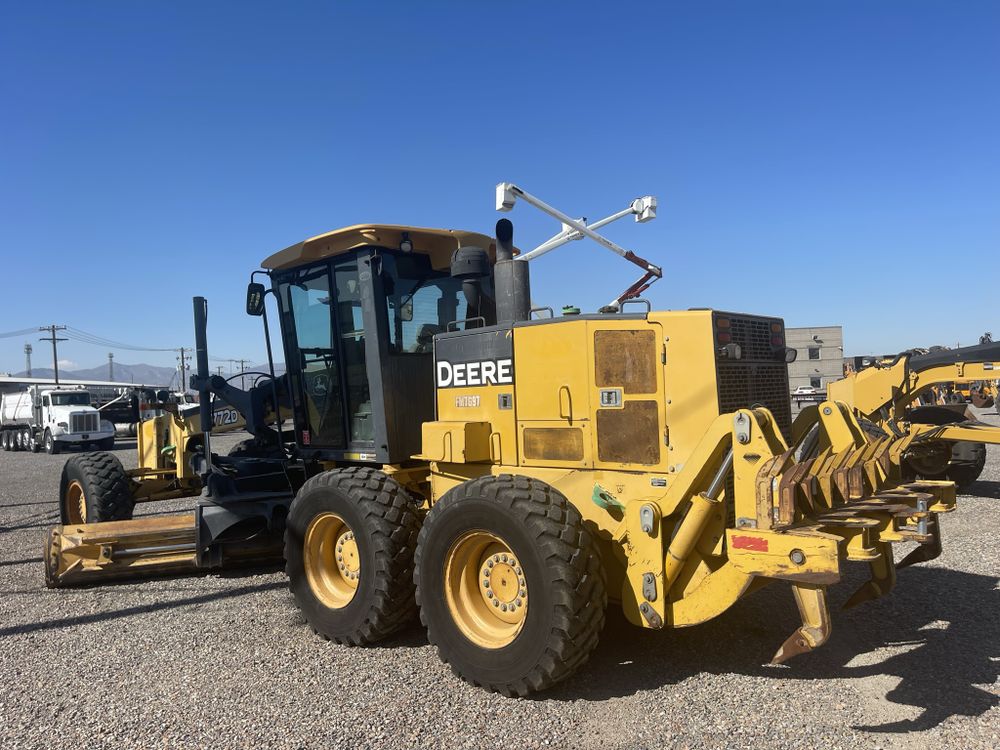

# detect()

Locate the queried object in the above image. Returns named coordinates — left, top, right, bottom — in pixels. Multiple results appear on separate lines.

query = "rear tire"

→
left=59, top=452, right=135, bottom=524
left=1, top=431, right=8, bottom=451
left=415, top=475, right=607, bottom=696
left=285, top=467, right=421, bottom=645
left=13, top=430, right=23, bottom=451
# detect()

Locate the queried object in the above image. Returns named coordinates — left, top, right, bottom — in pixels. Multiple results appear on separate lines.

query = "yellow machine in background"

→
left=826, top=346, right=1000, bottom=488
left=45, top=184, right=972, bottom=696
left=59, top=393, right=283, bottom=525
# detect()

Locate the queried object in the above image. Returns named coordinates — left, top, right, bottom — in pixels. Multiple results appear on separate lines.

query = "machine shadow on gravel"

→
left=964, top=479, right=1000, bottom=499
left=0, top=580, right=286, bottom=639
left=540, top=566, right=998, bottom=732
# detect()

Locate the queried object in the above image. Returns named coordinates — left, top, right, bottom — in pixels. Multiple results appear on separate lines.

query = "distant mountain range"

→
left=14, top=363, right=180, bottom=386
left=12, top=362, right=284, bottom=388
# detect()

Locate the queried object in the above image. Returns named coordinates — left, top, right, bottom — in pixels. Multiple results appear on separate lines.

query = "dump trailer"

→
left=825, top=342, right=1000, bottom=488
left=47, top=214, right=962, bottom=696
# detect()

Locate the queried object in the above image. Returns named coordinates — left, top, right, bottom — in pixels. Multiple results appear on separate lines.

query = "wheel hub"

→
left=335, top=530, right=360, bottom=585
left=480, top=553, right=527, bottom=621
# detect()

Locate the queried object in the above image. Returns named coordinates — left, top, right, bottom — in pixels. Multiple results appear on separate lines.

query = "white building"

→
left=786, top=326, right=844, bottom=392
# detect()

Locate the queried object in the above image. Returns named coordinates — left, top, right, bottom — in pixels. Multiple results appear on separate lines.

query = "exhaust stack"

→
left=493, top=219, right=531, bottom=325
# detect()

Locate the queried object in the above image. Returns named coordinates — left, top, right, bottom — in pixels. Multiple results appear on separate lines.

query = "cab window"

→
left=381, top=253, right=483, bottom=354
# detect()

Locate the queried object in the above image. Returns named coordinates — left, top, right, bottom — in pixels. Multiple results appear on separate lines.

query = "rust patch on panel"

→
left=594, top=329, right=657, bottom=394
left=523, top=427, right=585, bottom=462
left=597, top=400, right=660, bottom=464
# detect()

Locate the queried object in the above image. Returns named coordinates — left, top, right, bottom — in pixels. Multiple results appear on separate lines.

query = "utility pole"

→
left=39, top=325, right=67, bottom=384
left=230, top=358, right=250, bottom=389
left=24, top=344, right=32, bottom=377
left=108, top=352, right=114, bottom=381
left=177, top=347, right=189, bottom=393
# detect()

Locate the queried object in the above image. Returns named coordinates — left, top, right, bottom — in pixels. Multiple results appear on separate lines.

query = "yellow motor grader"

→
left=58, top=379, right=290, bottom=524
left=46, top=187, right=964, bottom=695
left=825, top=344, right=1000, bottom=489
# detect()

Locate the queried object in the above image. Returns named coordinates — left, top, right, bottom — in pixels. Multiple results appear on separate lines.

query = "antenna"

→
left=495, top=182, right=661, bottom=310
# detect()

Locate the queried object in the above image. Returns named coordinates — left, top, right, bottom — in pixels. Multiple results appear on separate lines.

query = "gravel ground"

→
left=1, top=419, right=997, bottom=750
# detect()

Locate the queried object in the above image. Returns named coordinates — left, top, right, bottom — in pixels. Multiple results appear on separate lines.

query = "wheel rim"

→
left=444, top=530, right=528, bottom=649
left=66, top=480, right=87, bottom=524
left=907, top=445, right=951, bottom=476
left=304, top=512, right=360, bottom=609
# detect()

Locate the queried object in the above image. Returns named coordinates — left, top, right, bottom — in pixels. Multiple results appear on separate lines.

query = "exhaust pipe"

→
left=493, top=219, right=531, bottom=325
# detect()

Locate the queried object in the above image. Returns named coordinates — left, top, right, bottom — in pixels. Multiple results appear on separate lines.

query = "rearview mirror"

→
left=400, top=300, right=414, bottom=322
left=246, top=282, right=266, bottom=316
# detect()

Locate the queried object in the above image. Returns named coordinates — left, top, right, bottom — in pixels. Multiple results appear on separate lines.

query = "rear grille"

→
left=70, top=413, right=99, bottom=433
left=727, top=316, right=776, bottom=361
left=716, top=362, right=792, bottom=437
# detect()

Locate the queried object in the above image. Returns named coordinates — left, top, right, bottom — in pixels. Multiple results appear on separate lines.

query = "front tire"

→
left=59, top=452, right=135, bottom=524
left=285, top=467, right=421, bottom=646
left=44, top=430, right=60, bottom=455
left=415, top=475, right=606, bottom=696
left=905, top=406, right=987, bottom=490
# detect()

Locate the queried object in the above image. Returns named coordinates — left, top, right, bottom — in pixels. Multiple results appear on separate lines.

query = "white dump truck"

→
left=0, top=386, right=115, bottom=454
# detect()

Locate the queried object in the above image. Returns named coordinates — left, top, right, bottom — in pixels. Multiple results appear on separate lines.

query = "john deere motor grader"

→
left=823, top=342, right=1000, bottom=489
left=47, top=192, right=960, bottom=695
left=58, top=376, right=291, bottom=530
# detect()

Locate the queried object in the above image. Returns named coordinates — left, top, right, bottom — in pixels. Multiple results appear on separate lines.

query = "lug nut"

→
left=487, top=559, right=495, bottom=568
left=515, top=599, right=522, bottom=607
left=501, top=554, right=508, bottom=563
left=519, top=578, right=526, bottom=587
left=487, top=591, right=494, bottom=599
left=501, top=604, right=508, bottom=612
left=483, top=579, right=490, bottom=589
left=515, top=567, right=521, bottom=575
left=493, top=599, right=499, bottom=607
left=519, top=589, right=526, bottom=597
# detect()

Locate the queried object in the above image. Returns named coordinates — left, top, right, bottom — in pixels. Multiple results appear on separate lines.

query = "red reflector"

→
left=302, top=430, right=311, bottom=446
left=771, top=335, right=783, bottom=346
left=717, top=332, right=732, bottom=344
left=732, top=535, right=768, bottom=552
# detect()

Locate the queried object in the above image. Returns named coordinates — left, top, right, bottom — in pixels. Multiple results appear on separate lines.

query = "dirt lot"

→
left=0, top=423, right=997, bottom=750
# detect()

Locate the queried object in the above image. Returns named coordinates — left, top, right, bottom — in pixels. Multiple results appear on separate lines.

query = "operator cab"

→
left=257, top=225, right=498, bottom=464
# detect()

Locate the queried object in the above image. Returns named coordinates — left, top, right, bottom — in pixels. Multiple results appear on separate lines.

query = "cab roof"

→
left=261, top=224, right=505, bottom=272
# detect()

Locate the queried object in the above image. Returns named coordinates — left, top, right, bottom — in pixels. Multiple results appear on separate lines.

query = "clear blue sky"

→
left=1, top=1, right=997, bottom=373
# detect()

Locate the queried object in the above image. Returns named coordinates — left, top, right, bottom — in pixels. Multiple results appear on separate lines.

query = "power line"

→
left=0, top=327, right=38, bottom=339
left=63, top=326, right=179, bottom=352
